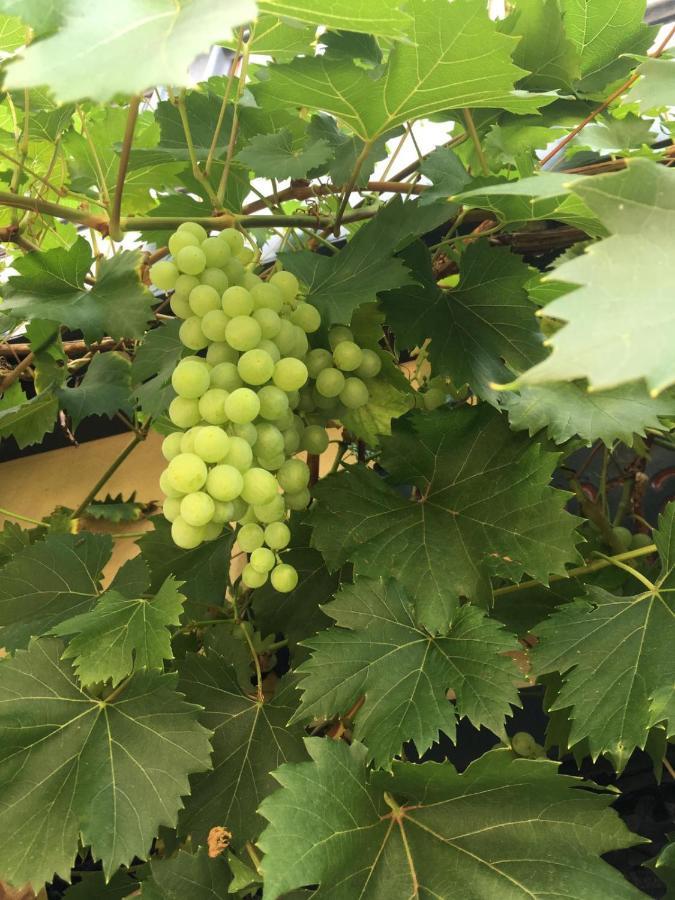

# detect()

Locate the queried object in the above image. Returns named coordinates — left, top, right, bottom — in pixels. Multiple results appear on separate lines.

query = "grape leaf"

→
left=418, top=147, right=471, bottom=206
left=560, top=0, right=653, bottom=92
left=0, top=381, right=58, bottom=448
left=310, top=406, right=580, bottom=632
left=627, top=56, right=675, bottom=111
left=57, top=351, right=132, bottom=430
left=236, top=128, right=332, bottom=179
left=499, top=0, right=580, bottom=92
left=256, top=0, right=554, bottom=142
left=84, top=491, right=147, bottom=524
left=0, top=0, right=64, bottom=36
left=178, top=648, right=305, bottom=848
left=651, top=840, right=675, bottom=897
left=306, top=114, right=392, bottom=187
left=258, top=738, right=643, bottom=900
left=0, top=532, right=112, bottom=650
left=223, top=14, right=315, bottom=58
left=63, top=869, right=140, bottom=899
left=52, top=575, right=185, bottom=686
left=4, top=0, right=257, bottom=102
left=0, top=520, right=30, bottom=567
left=0, top=638, right=212, bottom=887
left=132, top=320, right=183, bottom=418
left=142, top=848, right=232, bottom=899
left=0, top=12, right=27, bottom=51
left=342, top=353, right=415, bottom=445
left=257, top=0, right=410, bottom=37
left=382, top=242, right=544, bottom=400
left=109, top=555, right=152, bottom=597
left=515, top=161, right=675, bottom=395
left=504, top=380, right=675, bottom=446
left=1, top=237, right=155, bottom=342
left=533, top=503, right=675, bottom=772
left=293, top=578, right=520, bottom=767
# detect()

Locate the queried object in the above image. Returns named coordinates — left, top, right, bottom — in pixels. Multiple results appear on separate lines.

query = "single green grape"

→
left=221, top=228, right=245, bottom=254
left=194, top=425, right=230, bottom=463
left=171, top=516, right=204, bottom=549
left=230, top=496, right=249, bottom=521
left=202, top=236, right=231, bottom=268
left=271, top=563, right=299, bottom=593
left=315, top=367, right=345, bottom=398
left=257, top=385, right=289, bottom=421
left=270, top=270, right=299, bottom=302
left=273, top=357, right=309, bottom=392
left=210, top=361, right=243, bottom=392
left=297, top=386, right=316, bottom=413
left=256, top=423, right=284, bottom=458
left=238, top=348, right=275, bottom=386
left=258, top=338, right=281, bottom=363
left=272, top=408, right=294, bottom=431
left=277, top=458, right=310, bottom=494
left=203, top=521, right=223, bottom=541
left=180, top=491, right=215, bottom=527
left=256, top=452, right=286, bottom=472
left=312, top=387, right=340, bottom=412
left=631, top=532, right=653, bottom=549
left=239, top=505, right=259, bottom=525
left=250, top=547, right=276, bottom=573
left=328, top=325, right=353, bottom=349
left=169, top=396, right=201, bottom=429
left=225, top=315, right=262, bottom=352
left=178, top=221, right=208, bottom=242
left=284, top=487, right=311, bottom=511
left=243, top=271, right=262, bottom=291
left=167, top=452, right=208, bottom=493
left=206, top=464, right=244, bottom=502
left=222, top=285, right=254, bottom=317
left=198, top=388, right=229, bottom=425
left=340, top=377, right=369, bottom=409
left=180, top=426, right=203, bottom=454
left=290, top=325, right=309, bottom=359
left=301, top=425, right=329, bottom=454
left=306, top=348, right=333, bottom=379
left=238, top=247, right=255, bottom=265
left=356, top=348, right=382, bottom=378
left=241, top=467, right=279, bottom=506
left=200, top=267, right=229, bottom=294
left=171, top=358, right=211, bottom=399
left=253, top=307, right=281, bottom=339
left=242, top=563, right=268, bottom=588
left=251, top=282, right=283, bottom=312
left=232, top=422, right=258, bottom=446
left=264, top=521, right=291, bottom=550
left=223, top=258, right=246, bottom=286
left=423, top=388, right=446, bottom=410
left=283, top=428, right=301, bottom=455
left=225, top=387, right=260, bottom=424
left=179, top=316, right=209, bottom=351
left=160, top=468, right=184, bottom=499
left=174, top=273, right=200, bottom=299
left=201, top=309, right=230, bottom=342
left=238, top=522, right=265, bottom=552
left=206, top=341, right=239, bottom=366
left=176, top=245, right=207, bottom=275
left=253, top=494, right=286, bottom=523
left=212, top=500, right=235, bottom=524
left=150, top=260, right=179, bottom=290
left=189, top=284, right=221, bottom=317
left=161, top=431, right=183, bottom=461
left=225, top=435, right=253, bottom=472
left=273, top=319, right=296, bottom=356
left=511, top=732, right=537, bottom=758
left=612, top=525, right=632, bottom=552
left=333, top=341, right=363, bottom=372
left=291, top=301, right=321, bottom=333
left=162, top=496, right=181, bottom=522
left=169, top=293, right=192, bottom=319
left=168, top=231, right=199, bottom=256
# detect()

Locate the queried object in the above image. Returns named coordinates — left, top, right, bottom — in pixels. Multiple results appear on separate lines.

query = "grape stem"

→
left=71, top=428, right=148, bottom=520
left=109, top=94, right=142, bottom=241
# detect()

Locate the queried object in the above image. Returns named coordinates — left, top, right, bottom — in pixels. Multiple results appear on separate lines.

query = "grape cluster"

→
left=151, top=221, right=380, bottom=594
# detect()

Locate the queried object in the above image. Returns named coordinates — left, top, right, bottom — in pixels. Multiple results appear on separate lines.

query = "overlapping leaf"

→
left=0, top=638, right=212, bottom=887
left=236, top=128, right=332, bottom=179
left=499, top=0, right=580, bottom=92
left=57, top=351, right=132, bottom=429
left=257, top=0, right=411, bottom=37
left=310, top=406, right=580, bottom=632
left=132, top=320, right=183, bottom=418
left=142, top=848, right=235, bottom=899
left=258, top=739, right=643, bottom=899
left=0, top=382, right=58, bottom=448
left=627, top=56, right=675, bottom=111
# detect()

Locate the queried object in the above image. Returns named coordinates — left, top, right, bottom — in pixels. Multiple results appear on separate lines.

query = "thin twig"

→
left=71, top=429, right=147, bottom=519
left=332, top=140, right=373, bottom=235
left=205, top=29, right=244, bottom=176
left=216, top=35, right=252, bottom=207
left=463, top=108, right=489, bottom=176
left=110, top=95, right=142, bottom=240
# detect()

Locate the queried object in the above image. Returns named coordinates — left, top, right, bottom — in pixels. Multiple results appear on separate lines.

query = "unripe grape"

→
left=168, top=231, right=199, bottom=256
left=172, top=516, right=204, bottom=549
left=198, top=388, right=229, bottom=425
left=178, top=221, right=208, bottom=242
left=272, top=408, right=294, bottom=431
left=242, top=271, right=262, bottom=291
left=238, top=522, right=265, bottom=552
left=257, top=452, right=285, bottom=472
left=210, top=362, right=243, bottom=392
left=273, top=358, right=308, bottom=392
left=174, top=273, right=200, bottom=299
left=287, top=389, right=300, bottom=409
left=230, top=497, right=249, bottom=521
left=306, top=348, right=333, bottom=379
left=202, top=236, right=231, bottom=268
left=225, top=387, right=260, bottom=423
left=180, top=426, right=203, bottom=454
left=329, top=325, right=353, bottom=349
left=256, top=423, right=284, bottom=457
left=297, top=386, right=316, bottom=412
left=258, top=338, right=281, bottom=363
left=222, top=285, right=254, bottom=317
left=206, top=341, right=239, bottom=366
left=333, top=341, right=363, bottom=372
left=612, top=526, right=632, bottom=552
left=169, top=396, right=201, bottom=428
left=170, top=293, right=192, bottom=319
left=290, top=326, right=309, bottom=359
left=284, top=487, right=311, bottom=510
left=241, top=467, right=278, bottom=505
left=239, top=505, right=259, bottom=525
left=203, top=521, right=223, bottom=541
left=270, top=270, right=299, bottom=302
left=283, top=428, right=301, bottom=455
left=257, top=385, right=289, bottom=421
left=238, top=348, right=274, bottom=385
left=162, top=432, right=183, bottom=461
left=423, top=388, right=446, bottom=410
left=277, top=459, right=310, bottom=493
left=291, top=301, right=321, bottom=333
left=340, top=377, right=369, bottom=409
left=176, top=245, right=206, bottom=275
left=179, top=316, right=209, bottom=350
left=232, top=422, right=258, bottom=445
left=225, top=436, right=254, bottom=471
left=189, top=284, right=221, bottom=317
left=223, top=258, right=245, bottom=285
left=200, top=267, right=229, bottom=294
left=160, top=468, right=184, bottom=498
left=201, top=309, right=230, bottom=342
left=312, top=387, right=341, bottom=412
left=264, top=521, right=290, bottom=550
left=273, top=318, right=296, bottom=355
left=356, top=348, right=382, bottom=378
left=194, top=425, right=230, bottom=463
left=180, top=491, right=215, bottom=527
left=511, top=732, right=537, bottom=758
left=206, top=464, right=244, bottom=501
left=302, top=425, right=329, bottom=454
left=221, top=228, right=245, bottom=254
left=631, top=532, right=652, bottom=549
left=271, top=563, right=298, bottom=593
left=172, top=358, right=210, bottom=399
left=253, top=307, right=281, bottom=339
left=250, top=547, right=276, bottom=573
left=212, top=500, right=235, bottom=524
left=167, top=452, right=208, bottom=493
left=253, top=494, right=286, bottom=523
left=238, top=247, right=254, bottom=265
left=242, top=563, right=267, bottom=588
left=163, top=497, right=181, bottom=522
left=226, top=315, right=262, bottom=352
left=315, top=367, right=345, bottom=398
left=150, top=260, right=179, bottom=290
left=251, top=282, right=283, bottom=312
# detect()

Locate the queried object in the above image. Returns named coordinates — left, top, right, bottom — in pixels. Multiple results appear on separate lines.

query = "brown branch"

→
left=1, top=337, right=121, bottom=359
left=242, top=180, right=425, bottom=214
left=110, top=95, right=142, bottom=240
left=0, top=351, right=34, bottom=392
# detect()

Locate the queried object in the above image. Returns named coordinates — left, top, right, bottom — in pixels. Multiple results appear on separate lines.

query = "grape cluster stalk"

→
left=151, top=223, right=382, bottom=593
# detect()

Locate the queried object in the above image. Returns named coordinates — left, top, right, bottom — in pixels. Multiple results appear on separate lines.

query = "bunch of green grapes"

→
left=150, top=221, right=380, bottom=593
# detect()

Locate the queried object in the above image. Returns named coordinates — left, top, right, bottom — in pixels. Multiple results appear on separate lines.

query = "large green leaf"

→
left=132, top=320, right=183, bottom=418
left=627, top=56, right=675, bottom=111
left=0, top=532, right=112, bottom=650
left=52, top=576, right=185, bottom=686
left=257, top=0, right=411, bottom=37
left=0, top=0, right=65, bottom=36
left=505, top=380, right=675, bottom=446
left=310, top=406, right=580, bottom=632
left=533, top=503, right=675, bottom=772
left=383, top=242, right=544, bottom=400
left=57, top=351, right=132, bottom=430
left=178, top=648, right=305, bottom=848
left=256, top=0, right=553, bottom=142
left=1, top=237, right=155, bottom=342
left=294, top=578, right=520, bottom=767
left=4, top=0, right=257, bottom=102
left=223, top=14, right=315, bottom=58
left=142, top=848, right=233, bottom=899
left=0, top=520, right=30, bottom=567
left=499, top=0, right=580, bottom=92
left=258, top=739, right=643, bottom=899
left=236, top=128, right=332, bottom=180
left=0, top=638, right=212, bottom=887
left=0, top=381, right=58, bottom=448
left=516, top=161, right=675, bottom=396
